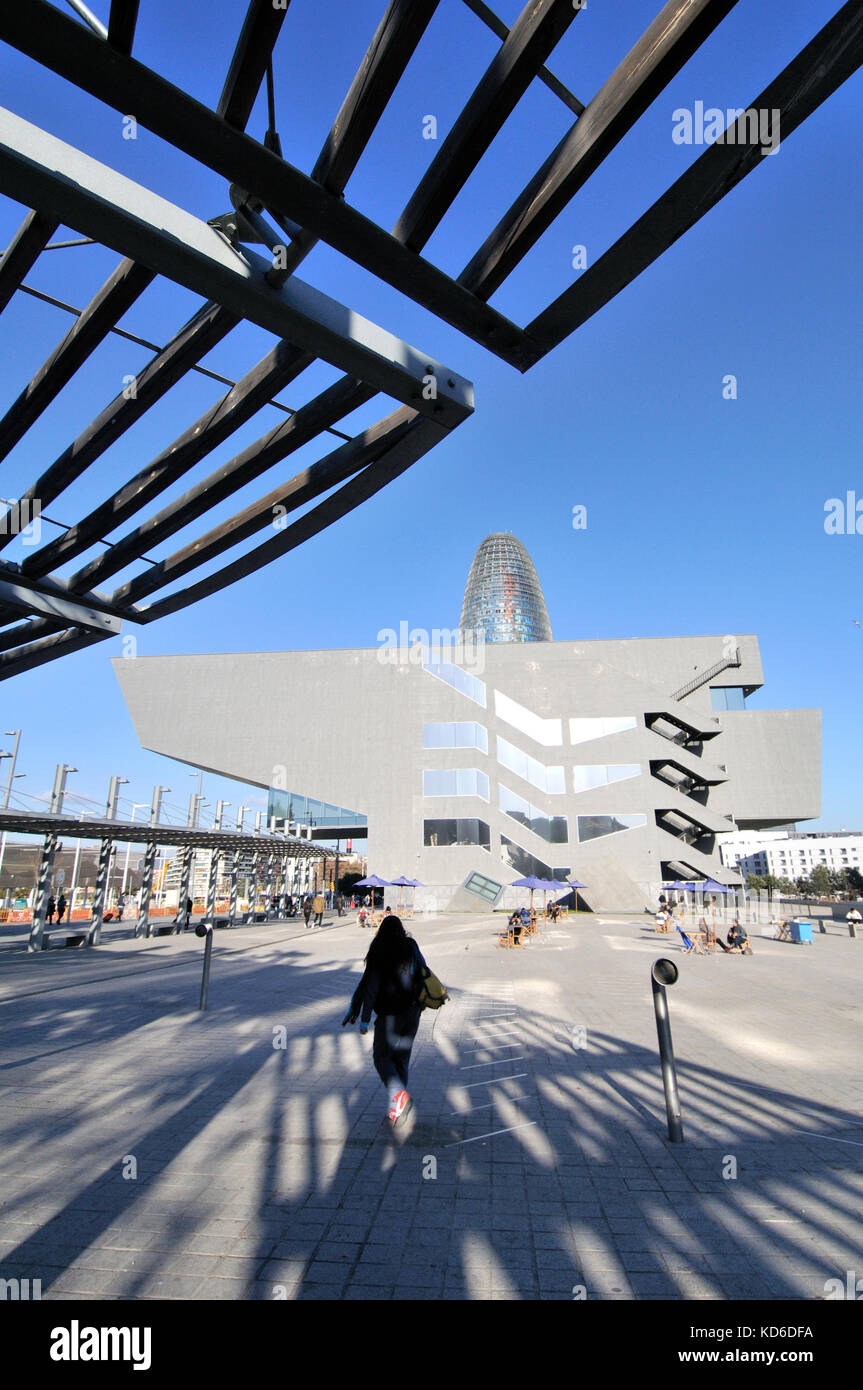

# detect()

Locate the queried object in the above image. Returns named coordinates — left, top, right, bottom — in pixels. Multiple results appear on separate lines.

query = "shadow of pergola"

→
left=0, top=937, right=860, bottom=1301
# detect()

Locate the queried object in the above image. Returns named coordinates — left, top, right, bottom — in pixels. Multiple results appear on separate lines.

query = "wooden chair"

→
left=497, top=924, right=522, bottom=949
left=676, top=926, right=705, bottom=954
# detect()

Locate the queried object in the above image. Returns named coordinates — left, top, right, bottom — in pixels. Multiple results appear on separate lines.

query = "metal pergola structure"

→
left=0, top=0, right=859, bottom=678
left=0, top=807, right=335, bottom=951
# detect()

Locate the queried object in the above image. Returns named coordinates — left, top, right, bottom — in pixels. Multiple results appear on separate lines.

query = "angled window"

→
left=496, top=735, right=565, bottom=795
left=710, top=687, right=746, bottom=711
left=423, top=769, right=490, bottom=800
left=577, top=813, right=647, bottom=843
left=494, top=690, right=562, bottom=746
left=572, top=764, right=640, bottom=794
left=499, top=783, right=567, bottom=844
left=501, top=836, right=568, bottom=882
left=463, top=870, right=503, bottom=903
left=569, top=716, right=637, bottom=745
left=422, top=654, right=486, bottom=707
left=423, top=721, right=488, bottom=752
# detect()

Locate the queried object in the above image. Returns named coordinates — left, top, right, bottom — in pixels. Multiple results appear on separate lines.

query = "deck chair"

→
left=676, top=926, right=705, bottom=954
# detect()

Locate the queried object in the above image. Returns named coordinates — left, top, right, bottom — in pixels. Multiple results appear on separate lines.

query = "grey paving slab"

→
left=0, top=911, right=861, bottom=1301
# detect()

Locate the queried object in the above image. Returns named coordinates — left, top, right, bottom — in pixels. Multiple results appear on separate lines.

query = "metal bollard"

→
left=651, top=958, right=684, bottom=1143
left=196, top=921, right=214, bottom=1011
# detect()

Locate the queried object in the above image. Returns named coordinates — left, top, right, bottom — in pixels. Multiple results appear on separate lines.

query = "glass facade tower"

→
left=460, top=533, right=552, bottom=643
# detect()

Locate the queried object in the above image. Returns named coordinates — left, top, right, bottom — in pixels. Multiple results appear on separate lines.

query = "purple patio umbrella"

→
left=354, top=874, right=392, bottom=920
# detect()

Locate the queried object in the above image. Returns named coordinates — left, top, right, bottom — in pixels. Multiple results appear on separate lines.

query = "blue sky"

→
left=0, top=0, right=860, bottom=832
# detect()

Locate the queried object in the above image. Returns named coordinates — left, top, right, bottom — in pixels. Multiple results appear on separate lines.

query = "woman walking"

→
left=343, top=915, right=427, bottom=1127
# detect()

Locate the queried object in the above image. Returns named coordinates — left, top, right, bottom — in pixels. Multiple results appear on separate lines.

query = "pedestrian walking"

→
left=312, top=891, right=325, bottom=927
left=341, top=915, right=431, bottom=1127
left=56, top=892, right=67, bottom=924
left=336, top=893, right=344, bottom=917
left=46, top=893, right=56, bottom=925
left=303, top=895, right=313, bottom=928
left=117, top=893, right=125, bottom=922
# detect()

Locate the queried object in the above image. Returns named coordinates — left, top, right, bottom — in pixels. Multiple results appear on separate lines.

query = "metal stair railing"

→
left=671, top=648, right=741, bottom=702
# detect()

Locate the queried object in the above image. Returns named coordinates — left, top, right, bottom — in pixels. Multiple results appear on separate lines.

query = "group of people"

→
left=44, top=892, right=67, bottom=925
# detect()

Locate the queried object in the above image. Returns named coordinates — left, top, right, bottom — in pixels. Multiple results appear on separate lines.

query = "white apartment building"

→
left=719, top=830, right=863, bottom=880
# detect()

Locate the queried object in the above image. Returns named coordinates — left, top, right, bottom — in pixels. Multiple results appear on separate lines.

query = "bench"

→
left=41, top=926, right=97, bottom=949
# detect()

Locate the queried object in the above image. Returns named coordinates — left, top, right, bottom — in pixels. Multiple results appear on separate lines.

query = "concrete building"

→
left=114, top=534, right=821, bottom=913
left=719, top=830, right=862, bottom=881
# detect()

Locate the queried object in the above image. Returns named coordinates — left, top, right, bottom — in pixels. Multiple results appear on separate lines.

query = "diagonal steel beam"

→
left=0, top=108, right=476, bottom=430
left=132, top=410, right=447, bottom=622
left=217, top=0, right=290, bottom=131
left=522, top=0, right=863, bottom=364
left=460, top=0, right=740, bottom=301
left=312, top=0, right=440, bottom=195
left=114, top=405, right=427, bottom=608
left=0, top=210, right=58, bottom=315
left=0, top=625, right=110, bottom=680
left=25, top=339, right=315, bottom=579
left=392, top=0, right=582, bottom=252
left=13, top=297, right=236, bottom=526
left=277, top=0, right=440, bottom=279
left=70, top=374, right=377, bottom=593
left=107, top=0, right=139, bottom=54
left=0, top=1, right=527, bottom=366
left=460, top=0, right=584, bottom=116
left=0, top=257, right=155, bottom=464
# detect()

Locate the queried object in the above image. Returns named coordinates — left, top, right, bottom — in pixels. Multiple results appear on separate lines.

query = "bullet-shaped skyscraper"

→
left=460, top=533, right=552, bottom=643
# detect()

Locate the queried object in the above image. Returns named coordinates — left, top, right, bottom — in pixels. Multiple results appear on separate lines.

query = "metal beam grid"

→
left=0, top=809, right=336, bottom=857
left=0, top=0, right=859, bottom=675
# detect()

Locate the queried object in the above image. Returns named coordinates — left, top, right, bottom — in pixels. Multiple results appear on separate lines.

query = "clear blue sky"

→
left=0, top=0, right=860, bottom=832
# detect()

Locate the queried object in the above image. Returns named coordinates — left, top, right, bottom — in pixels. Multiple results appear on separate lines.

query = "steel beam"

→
left=460, top=0, right=584, bottom=116
left=392, top=0, right=582, bottom=252
left=0, top=2, right=526, bottom=366
left=217, top=0, right=290, bottom=131
left=15, top=295, right=236, bottom=522
left=107, top=0, right=139, bottom=54
left=0, top=258, right=155, bottom=466
left=0, top=108, right=475, bottom=429
left=0, top=210, right=58, bottom=315
left=132, top=411, right=446, bottom=621
left=522, top=0, right=863, bottom=363
left=0, top=575, right=121, bottom=632
left=29, top=339, right=315, bottom=578
left=71, top=374, right=376, bottom=592
left=460, top=0, right=740, bottom=300
left=277, top=0, right=441, bottom=279
left=0, top=626, right=110, bottom=680
left=115, top=405, right=432, bottom=608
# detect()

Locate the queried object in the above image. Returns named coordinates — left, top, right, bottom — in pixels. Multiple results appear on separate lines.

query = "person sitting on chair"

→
left=727, top=919, right=752, bottom=954
left=508, top=910, right=521, bottom=928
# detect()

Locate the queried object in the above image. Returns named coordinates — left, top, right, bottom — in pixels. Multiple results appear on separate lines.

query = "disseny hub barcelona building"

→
left=114, top=534, right=820, bottom=913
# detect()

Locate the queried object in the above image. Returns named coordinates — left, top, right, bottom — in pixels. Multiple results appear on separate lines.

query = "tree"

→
left=809, top=865, right=831, bottom=898
left=775, top=876, right=797, bottom=896
left=845, top=867, right=863, bottom=897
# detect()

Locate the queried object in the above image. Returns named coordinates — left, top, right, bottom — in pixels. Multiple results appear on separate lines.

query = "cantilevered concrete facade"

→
left=113, top=632, right=820, bottom=914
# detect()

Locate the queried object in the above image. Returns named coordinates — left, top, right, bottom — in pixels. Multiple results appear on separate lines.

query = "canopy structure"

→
left=0, top=1, right=859, bottom=675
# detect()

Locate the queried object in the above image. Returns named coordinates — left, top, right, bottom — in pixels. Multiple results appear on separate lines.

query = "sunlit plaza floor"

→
left=0, top=909, right=861, bottom=1301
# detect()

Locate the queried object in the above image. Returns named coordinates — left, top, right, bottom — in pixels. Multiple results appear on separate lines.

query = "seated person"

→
left=548, top=903, right=560, bottom=922
left=519, top=907, right=530, bottom=926
left=727, top=920, right=752, bottom=954
left=508, top=910, right=521, bottom=928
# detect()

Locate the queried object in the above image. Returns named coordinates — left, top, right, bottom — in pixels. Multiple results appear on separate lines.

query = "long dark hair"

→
left=366, top=915, right=413, bottom=972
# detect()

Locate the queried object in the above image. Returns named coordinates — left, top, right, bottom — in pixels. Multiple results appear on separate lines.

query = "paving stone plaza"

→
left=1, top=910, right=860, bottom=1302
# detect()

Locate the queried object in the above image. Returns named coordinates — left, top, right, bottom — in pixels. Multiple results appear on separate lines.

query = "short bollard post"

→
left=651, top=958, right=684, bottom=1143
left=196, top=922, right=214, bottom=1011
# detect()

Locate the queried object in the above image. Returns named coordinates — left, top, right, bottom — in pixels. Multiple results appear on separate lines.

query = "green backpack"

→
left=415, top=962, right=448, bottom=1010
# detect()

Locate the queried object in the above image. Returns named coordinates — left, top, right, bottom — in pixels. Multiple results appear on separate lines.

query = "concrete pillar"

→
left=27, top=831, right=59, bottom=952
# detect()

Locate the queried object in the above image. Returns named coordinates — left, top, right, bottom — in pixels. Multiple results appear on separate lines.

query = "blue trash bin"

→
left=789, top=919, right=813, bottom=944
